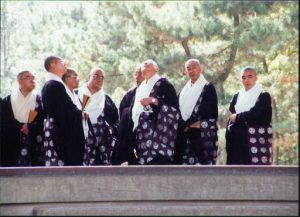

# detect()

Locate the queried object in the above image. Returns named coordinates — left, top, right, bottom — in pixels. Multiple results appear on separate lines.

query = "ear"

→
left=200, top=64, right=204, bottom=73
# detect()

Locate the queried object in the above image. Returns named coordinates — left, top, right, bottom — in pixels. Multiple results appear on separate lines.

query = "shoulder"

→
left=44, top=80, right=64, bottom=89
left=43, top=80, right=65, bottom=93
left=204, top=82, right=216, bottom=91
left=157, top=77, right=174, bottom=88
left=105, top=94, right=115, bottom=104
left=2, top=95, right=11, bottom=102
left=1, top=95, right=11, bottom=105
left=230, top=93, right=239, bottom=103
left=259, top=91, right=271, bottom=101
left=125, top=86, right=137, bottom=97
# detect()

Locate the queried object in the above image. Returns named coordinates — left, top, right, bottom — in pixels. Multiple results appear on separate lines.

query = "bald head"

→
left=141, top=59, right=159, bottom=80
left=185, top=58, right=204, bottom=84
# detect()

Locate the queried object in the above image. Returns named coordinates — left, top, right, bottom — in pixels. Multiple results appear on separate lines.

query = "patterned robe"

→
left=225, top=92, right=272, bottom=165
left=175, top=83, right=218, bottom=165
left=134, top=77, right=179, bottom=165
left=81, top=95, right=119, bottom=166
left=42, top=80, right=85, bottom=166
left=1, top=95, right=44, bottom=166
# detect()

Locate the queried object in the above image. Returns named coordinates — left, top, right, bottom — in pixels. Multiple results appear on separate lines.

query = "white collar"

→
left=11, top=88, right=37, bottom=123
left=235, top=82, right=263, bottom=114
left=78, top=83, right=106, bottom=124
left=179, top=74, right=208, bottom=121
left=132, top=73, right=161, bottom=130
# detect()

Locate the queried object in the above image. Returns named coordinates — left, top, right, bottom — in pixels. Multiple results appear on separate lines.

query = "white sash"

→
left=132, top=73, right=161, bottom=130
left=179, top=74, right=208, bottom=121
left=11, top=89, right=37, bottom=123
left=77, top=84, right=106, bottom=124
left=235, top=82, right=263, bottom=114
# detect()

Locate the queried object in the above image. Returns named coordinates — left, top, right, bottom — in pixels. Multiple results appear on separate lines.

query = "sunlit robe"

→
left=175, top=83, right=218, bottom=165
left=225, top=92, right=272, bottom=165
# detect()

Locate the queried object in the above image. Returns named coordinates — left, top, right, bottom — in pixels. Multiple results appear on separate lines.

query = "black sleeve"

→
left=0, top=96, right=23, bottom=166
left=229, top=94, right=238, bottom=114
left=105, top=95, right=119, bottom=129
left=199, top=83, right=218, bottom=120
left=42, top=81, right=82, bottom=124
left=235, top=92, right=272, bottom=126
left=1, top=96, right=23, bottom=133
left=155, top=79, right=179, bottom=110
left=119, top=88, right=135, bottom=118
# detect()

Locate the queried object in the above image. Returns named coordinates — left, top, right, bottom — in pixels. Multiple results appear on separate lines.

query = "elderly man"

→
left=225, top=66, right=272, bottom=165
left=42, top=55, right=86, bottom=166
left=113, top=64, right=144, bottom=165
left=1, top=71, right=44, bottom=166
left=174, top=59, right=218, bottom=165
left=77, top=68, right=119, bottom=165
left=62, top=68, right=81, bottom=108
left=127, top=59, right=179, bottom=165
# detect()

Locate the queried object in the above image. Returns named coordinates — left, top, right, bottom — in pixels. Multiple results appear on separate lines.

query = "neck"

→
left=87, top=83, right=100, bottom=95
left=145, top=72, right=156, bottom=82
left=67, top=86, right=74, bottom=92
left=19, top=88, right=31, bottom=97
left=50, top=70, right=63, bottom=78
left=191, top=74, right=200, bottom=84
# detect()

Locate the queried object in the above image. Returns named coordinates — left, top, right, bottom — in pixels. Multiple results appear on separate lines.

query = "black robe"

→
left=83, top=94, right=119, bottom=165
left=113, top=87, right=137, bottom=165
left=126, top=77, right=179, bottom=165
left=174, top=83, right=218, bottom=165
left=225, top=92, right=272, bottom=165
left=0, top=94, right=44, bottom=167
left=41, top=80, right=85, bottom=166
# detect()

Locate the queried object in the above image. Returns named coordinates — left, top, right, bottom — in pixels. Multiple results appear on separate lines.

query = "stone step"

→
left=0, top=166, right=298, bottom=216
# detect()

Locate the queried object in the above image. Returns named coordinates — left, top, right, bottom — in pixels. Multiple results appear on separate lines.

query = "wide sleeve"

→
left=43, top=81, right=83, bottom=124
left=105, top=95, right=119, bottom=130
left=235, top=92, right=272, bottom=126
left=199, top=83, right=218, bottom=120
left=154, top=79, right=179, bottom=110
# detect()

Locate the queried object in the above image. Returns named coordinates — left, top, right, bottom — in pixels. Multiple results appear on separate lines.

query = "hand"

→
left=229, top=113, right=237, bottom=123
left=189, top=121, right=201, bottom=128
left=20, top=123, right=29, bottom=135
left=140, top=97, right=158, bottom=106
left=224, top=109, right=232, bottom=118
left=82, top=111, right=89, bottom=120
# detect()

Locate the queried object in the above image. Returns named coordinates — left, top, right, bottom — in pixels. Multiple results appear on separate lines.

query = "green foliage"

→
left=0, top=1, right=298, bottom=165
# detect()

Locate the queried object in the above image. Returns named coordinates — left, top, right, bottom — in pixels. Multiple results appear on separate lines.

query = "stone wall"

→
left=0, top=166, right=298, bottom=216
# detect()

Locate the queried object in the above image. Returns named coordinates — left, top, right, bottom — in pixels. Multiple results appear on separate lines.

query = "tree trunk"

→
left=214, top=13, right=240, bottom=103
left=181, top=38, right=191, bottom=58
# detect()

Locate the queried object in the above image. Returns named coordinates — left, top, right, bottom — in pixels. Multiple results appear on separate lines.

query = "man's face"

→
left=241, top=69, right=257, bottom=91
left=52, top=58, right=67, bottom=75
left=18, top=72, right=36, bottom=92
left=186, top=61, right=202, bottom=83
left=134, top=69, right=144, bottom=86
left=141, top=60, right=157, bottom=79
left=66, top=72, right=79, bottom=90
left=89, top=70, right=104, bottom=91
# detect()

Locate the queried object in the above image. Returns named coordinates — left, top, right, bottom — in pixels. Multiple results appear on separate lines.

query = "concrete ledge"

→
left=0, top=166, right=298, bottom=216
left=0, top=201, right=298, bottom=216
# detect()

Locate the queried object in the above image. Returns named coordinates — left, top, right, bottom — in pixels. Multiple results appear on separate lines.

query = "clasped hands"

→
left=183, top=120, right=201, bottom=132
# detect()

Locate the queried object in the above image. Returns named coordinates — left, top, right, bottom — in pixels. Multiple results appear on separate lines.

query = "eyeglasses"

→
left=67, top=75, right=79, bottom=79
left=20, top=76, right=35, bottom=81
left=93, top=74, right=105, bottom=81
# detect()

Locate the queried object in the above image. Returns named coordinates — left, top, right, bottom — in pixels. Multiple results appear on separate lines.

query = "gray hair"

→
left=89, top=67, right=105, bottom=76
left=17, top=70, right=30, bottom=79
left=184, top=59, right=201, bottom=69
left=143, top=59, right=159, bottom=72
left=239, top=66, right=257, bottom=77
